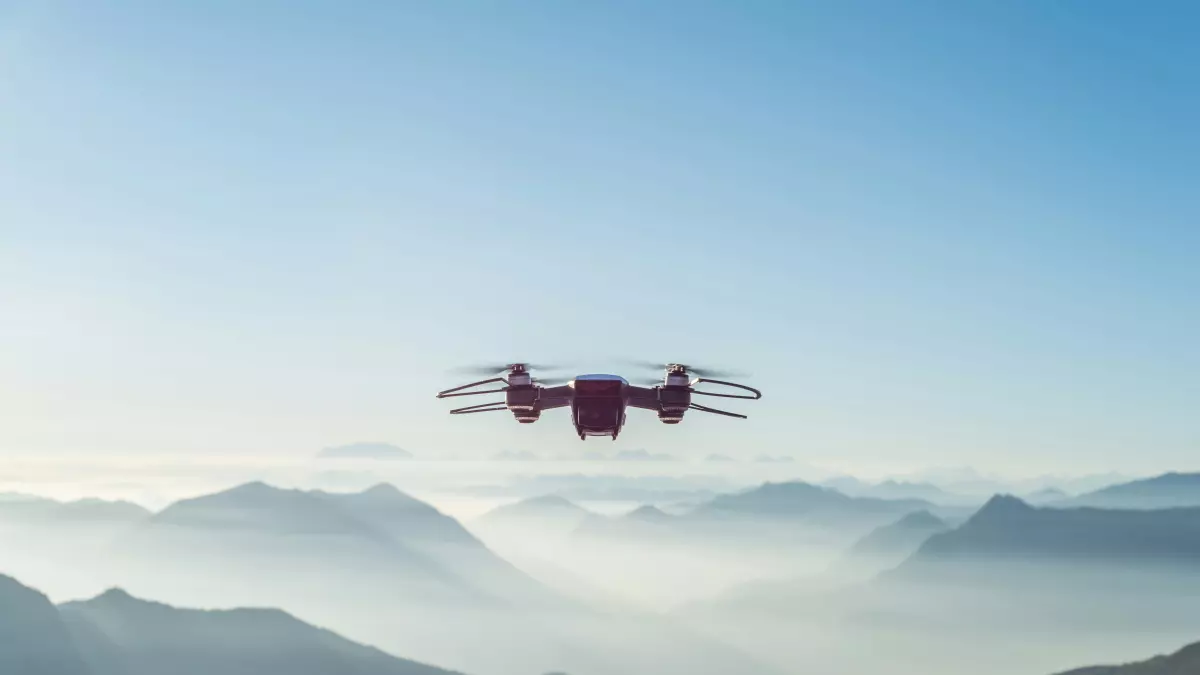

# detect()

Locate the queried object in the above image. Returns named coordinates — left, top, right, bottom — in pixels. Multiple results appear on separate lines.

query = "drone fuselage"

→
left=436, top=364, right=761, bottom=440
left=570, top=374, right=630, bottom=440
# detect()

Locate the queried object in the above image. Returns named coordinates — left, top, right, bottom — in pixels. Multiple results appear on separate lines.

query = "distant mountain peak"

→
left=626, top=504, right=671, bottom=521
left=1151, top=471, right=1200, bottom=484
left=479, top=494, right=589, bottom=522
left=226, top=480, right=275, bottom=494
left=893, top=509, right=946, bottom=529
left=972, top=493, right=1034, bottom=520
left=89, top=587, right=139, bottom=605
left=318, top=442, right=413, bottom=460
left=360, top=482, right=404, bottom=497
left=523, top=494, right=579, bottom=508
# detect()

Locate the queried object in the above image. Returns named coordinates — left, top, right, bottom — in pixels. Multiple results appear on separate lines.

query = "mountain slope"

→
left=698, top=481, right=931, bottom=520
left=841, top=509, right=949, bottom=573
left=315, top=483, right=480, bottom=547
left=476, top=495, right=592, bottom=532
left=0, top=496, right=150, bottom=526
left=0, top=574, right=90, bottom=675
left=59, top=587, right=460, bottom=675
left=894, top=494, right=1200, bottom=572
left=318, top=443, right=413, bottom=460
left=1053, top=640, right=1200, bottom=675
left=120, top=482, right=560, bottom=611
left=1061, top=473, right=1200, bottom=509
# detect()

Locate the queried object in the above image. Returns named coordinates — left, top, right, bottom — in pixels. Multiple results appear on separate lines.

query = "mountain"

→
left=0, top=495, right=150, bottom=525
left=705, top=454, right=736, bottom=462
left=1053, top=639, right=1200, bottom=674
left=1061, top=472, right=1200, bottom=509
left=625, top=505, right=673, bottom=523
left=314, top=483, right=481, bottom=547
left=888, top=494, right=1200, bottom=586
left=0, top=574, right=90, bottom=675
left=120, top=481, right=560, bottom=611
left=58, top=587, right=461, bottom=675
left=821, top=475, right=976, bottom=505
left=151, top=481, right=382, bottom=536
left=476, top=495, right=593, bottom=535
left=319, top=442, right=413, bottom=460
left=1025, top=487, right=1070, bottom=504
left=842, top=509, right=949, bottom=571
left=697, top=481, right=931, bottom=523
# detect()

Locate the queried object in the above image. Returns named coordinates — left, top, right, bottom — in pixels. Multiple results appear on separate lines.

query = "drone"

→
left=435, top=362, right=762, bottom=440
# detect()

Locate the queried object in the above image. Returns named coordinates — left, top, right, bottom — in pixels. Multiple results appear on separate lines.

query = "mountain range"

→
left=1057, top=472, right=1200, bottom=510
left=117, top=481, right=558, bottom=611
left=0, top=573, right=459, bottom=675
left=318, top=442, right=413, bottom=460
left=1052, top=639, right=1200, bottom=674
left=891, top=494, right=1200, bottom=578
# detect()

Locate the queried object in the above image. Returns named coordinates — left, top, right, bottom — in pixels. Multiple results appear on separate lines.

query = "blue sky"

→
left=1, top=0, right=1197, bottom=475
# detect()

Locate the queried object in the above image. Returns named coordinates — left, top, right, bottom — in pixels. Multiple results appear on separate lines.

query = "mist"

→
left=4, top=455, right=1199, bottom=675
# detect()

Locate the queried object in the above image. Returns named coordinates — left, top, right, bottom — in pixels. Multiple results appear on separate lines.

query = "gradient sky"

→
left=1, top=0, right=1197, bottom=475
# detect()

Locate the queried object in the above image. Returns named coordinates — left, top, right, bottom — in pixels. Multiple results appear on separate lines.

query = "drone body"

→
left=436, top=363, right=761, bottom=440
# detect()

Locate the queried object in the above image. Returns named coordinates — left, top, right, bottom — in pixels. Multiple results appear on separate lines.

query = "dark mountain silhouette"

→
left=318, top=442, right=413, bottom=460
left=904, top=494, right=1200, bottom=565
left=1060, top=472, right=1200, bottom=509
left=1053, top=639, right=1200, bottom=674
left=0, top=574, right=89, bottom=675
left=881, top=495, right=1200, bottom=598
left=58, top=587, right=460, bottom=675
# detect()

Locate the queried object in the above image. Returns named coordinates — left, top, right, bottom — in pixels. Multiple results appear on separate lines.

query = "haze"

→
left=2, top=1, right=1199, bottom=675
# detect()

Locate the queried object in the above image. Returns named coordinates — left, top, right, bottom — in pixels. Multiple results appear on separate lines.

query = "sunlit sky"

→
left=1, top=1, right=1197, bottom=476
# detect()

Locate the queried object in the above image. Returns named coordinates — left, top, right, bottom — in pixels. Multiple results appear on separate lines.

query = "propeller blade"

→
left=631, top=378, right=663, bottom=386
left=531, top=377, right=569, bottom=386
left=687, top=367, right=748, bottom=379
left=622, top=359, right=671, bottom=371
left=448, top=362, right=564, bottom=376
left=619, top=360, right=748, bottom=379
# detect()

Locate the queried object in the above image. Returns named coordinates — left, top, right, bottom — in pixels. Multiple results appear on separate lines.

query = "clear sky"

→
left=1, top=0, right=1197, bottom=476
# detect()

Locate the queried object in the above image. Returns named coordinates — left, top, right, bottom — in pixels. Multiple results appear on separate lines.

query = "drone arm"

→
left=689, top=402, right=748, bottom=419
left=437, top=377, right=509, bottom=399
left=625, top=385, right=660, bottom=411
left=690, top=378, right=762, bottom=400
left=449, top=401, right=509, bottom=414
left=534, top=384, right=573, bottom=411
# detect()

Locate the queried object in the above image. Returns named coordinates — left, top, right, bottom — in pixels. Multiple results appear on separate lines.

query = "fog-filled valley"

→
left=3, top=455, right=1200, bottom=675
